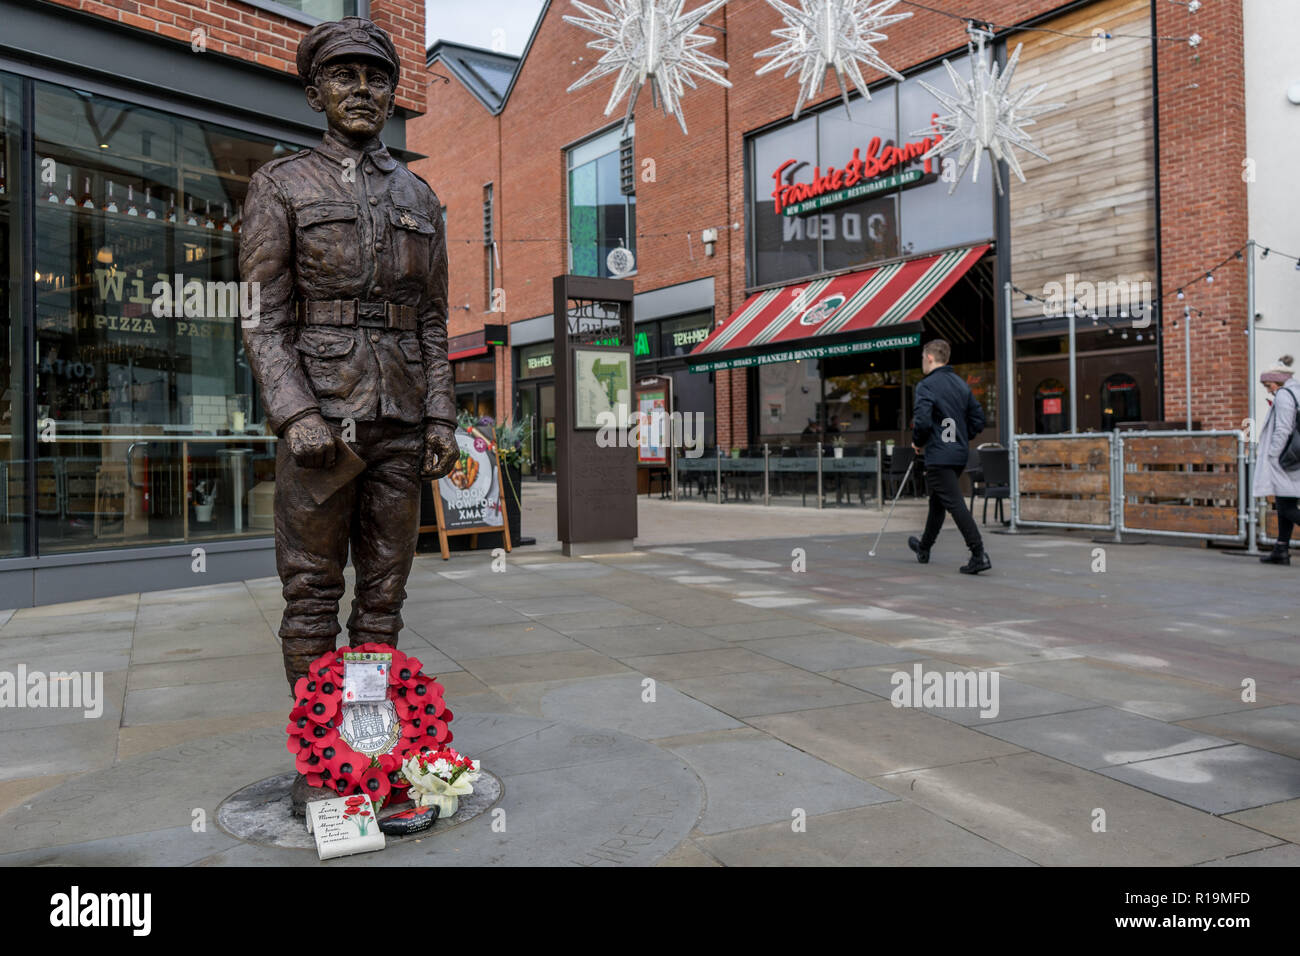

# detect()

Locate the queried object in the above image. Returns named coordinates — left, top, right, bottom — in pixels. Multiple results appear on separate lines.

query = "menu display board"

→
left=418, top=428, right=513, bottom=559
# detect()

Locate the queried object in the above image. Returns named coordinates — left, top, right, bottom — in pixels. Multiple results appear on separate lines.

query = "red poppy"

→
left=345, top=795, right=366, bottom=808
left=359, top=768, right=391, bottom=806
left=305, top=771, right=328, bottom=788
left=305, top=693, right=338, bottom=725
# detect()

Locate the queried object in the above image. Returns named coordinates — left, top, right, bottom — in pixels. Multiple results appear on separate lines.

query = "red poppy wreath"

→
left=285, top=642, right=454, bottom=809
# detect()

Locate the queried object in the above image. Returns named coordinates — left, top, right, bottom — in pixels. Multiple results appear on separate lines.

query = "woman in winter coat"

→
left=1254, top=356, right=1300, bottom=564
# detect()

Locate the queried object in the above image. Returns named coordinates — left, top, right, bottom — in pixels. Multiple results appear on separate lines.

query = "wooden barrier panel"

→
left=1123, top=435, right=1236, bottom=465
left=1121, top=433, right=1240, bottom=538
left=1016, top=436, right=1112, bottom=528
left=1019, top=497, right=1111, bottom=525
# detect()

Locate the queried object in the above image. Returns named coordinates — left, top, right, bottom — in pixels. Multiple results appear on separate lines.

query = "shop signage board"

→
left=419, top=428, right=513, bottom=560
left=634, top=374, right=672, bottom=466
left=690, top=331, right=920, bottom=372
left=553, top=275, right=637, bottom=555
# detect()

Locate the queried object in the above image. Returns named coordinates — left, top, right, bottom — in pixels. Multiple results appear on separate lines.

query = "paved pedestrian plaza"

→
left=1, top=488, right=1298, bottom=866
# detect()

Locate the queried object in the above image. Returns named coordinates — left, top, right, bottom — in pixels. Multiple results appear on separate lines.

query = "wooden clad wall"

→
left=1009, top=0, right=1156, bottom=319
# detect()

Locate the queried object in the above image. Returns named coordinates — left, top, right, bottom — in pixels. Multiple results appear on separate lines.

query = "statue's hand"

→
left=421, top=423, right=457, bottom=480
left=286, top=413, right=337, bottom=469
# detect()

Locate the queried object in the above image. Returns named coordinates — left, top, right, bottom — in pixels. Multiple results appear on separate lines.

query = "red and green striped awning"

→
left=688, top=245, right=989, bottom=372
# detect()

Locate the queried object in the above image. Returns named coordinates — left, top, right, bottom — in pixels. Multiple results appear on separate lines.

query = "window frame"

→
left=564, top=120, right=636, bottom=279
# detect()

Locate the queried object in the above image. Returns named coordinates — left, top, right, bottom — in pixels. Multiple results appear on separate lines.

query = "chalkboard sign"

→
left=419, top=428, right=513, bottom=560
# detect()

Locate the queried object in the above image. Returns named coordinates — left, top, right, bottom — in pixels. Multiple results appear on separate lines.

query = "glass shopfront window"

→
left=0, top=74, right=28, bottom=558
left=28, top=78, right=299, bottom=553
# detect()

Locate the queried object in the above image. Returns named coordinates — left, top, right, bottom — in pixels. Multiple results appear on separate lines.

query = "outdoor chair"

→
left=976, top=447, right=1011, bottom=524
left=885, top=446, right=921, bottom=498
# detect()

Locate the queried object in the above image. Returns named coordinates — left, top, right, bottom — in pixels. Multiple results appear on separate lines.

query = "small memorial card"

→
left=305, top=794, right=386, bottom=861
left=342, top=651, right=392, bottom=703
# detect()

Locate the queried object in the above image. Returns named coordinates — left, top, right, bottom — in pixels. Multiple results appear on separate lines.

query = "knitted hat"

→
left=1262, top=356, right=1294, bottom=384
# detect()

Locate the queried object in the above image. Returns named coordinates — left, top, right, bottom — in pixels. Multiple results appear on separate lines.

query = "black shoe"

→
left=959, top=550, right=992, bottom=575
left=1260, top=544, right=1291, bottom=565
left=908, top=536, right=930, bottom=564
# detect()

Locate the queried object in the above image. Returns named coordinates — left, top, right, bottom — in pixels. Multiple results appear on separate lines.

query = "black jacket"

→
left=911, top=365, right=985, bottom=467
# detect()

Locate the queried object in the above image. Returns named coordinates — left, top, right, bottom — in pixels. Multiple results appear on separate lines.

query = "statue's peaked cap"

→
left=297, top=17, right=400, bottom=87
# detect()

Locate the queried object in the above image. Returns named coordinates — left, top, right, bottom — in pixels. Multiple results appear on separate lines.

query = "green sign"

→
left=593, top=331, right=650, bottom=356
left=781, top=170, right=923, bottom=217
left=688, top=332, right=920, bottom=373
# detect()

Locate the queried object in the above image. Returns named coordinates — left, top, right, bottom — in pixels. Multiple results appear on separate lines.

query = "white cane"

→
left=868, top=457, right=916, bottom=557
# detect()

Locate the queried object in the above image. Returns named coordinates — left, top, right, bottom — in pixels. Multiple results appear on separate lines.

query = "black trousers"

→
left=1275, top=496, right=1300, bottom=545
left=920, top=464, right=984, bottom=553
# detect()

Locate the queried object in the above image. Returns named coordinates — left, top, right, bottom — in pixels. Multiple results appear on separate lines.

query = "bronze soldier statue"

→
left=239, top=17, right=458, bottom=812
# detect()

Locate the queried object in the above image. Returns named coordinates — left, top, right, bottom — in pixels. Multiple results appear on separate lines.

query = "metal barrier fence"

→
left=1012, top=433, right=1117, bottom=532
left=1011, top=429, right=1248, bottom=544
left=1117, top=430, right=1246, bottom=543
left=672, top=442, right=884, bottom=509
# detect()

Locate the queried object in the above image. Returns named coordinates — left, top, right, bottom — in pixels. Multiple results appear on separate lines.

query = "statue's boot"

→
left=283, top=634, right=339, bottom=816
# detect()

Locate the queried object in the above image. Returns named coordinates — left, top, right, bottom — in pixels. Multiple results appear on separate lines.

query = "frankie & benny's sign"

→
left=771, top=114, right=943, bottom=217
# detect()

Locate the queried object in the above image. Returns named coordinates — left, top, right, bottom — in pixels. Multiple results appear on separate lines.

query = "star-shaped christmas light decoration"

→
left=911, top=26, right=1064, bottom=195
left=564, top=0, right=732, bottom=135
left=755, top=0, right=912, bottom=119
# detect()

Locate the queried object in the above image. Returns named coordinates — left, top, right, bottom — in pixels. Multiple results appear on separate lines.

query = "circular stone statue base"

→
left=216, top=770, right=503, bottom=850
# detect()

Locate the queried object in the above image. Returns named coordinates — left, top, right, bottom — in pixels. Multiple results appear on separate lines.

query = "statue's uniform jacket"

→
left=239, top=129, right=455, bottom=433
left=239, top=129, right=453, bottom=678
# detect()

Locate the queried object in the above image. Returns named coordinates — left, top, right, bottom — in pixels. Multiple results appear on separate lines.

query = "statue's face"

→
left=306, top=57, right=396, bottom=142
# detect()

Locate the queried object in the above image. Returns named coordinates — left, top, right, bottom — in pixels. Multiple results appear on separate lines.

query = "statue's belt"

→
left=299, top=299, right=417, bottom=331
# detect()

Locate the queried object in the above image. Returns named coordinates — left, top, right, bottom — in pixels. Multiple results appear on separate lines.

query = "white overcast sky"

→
left=425, top=0, right=548, bottom=55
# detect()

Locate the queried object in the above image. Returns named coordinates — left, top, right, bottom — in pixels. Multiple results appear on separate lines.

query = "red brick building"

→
left=412, top=0, right=1251, bottom=479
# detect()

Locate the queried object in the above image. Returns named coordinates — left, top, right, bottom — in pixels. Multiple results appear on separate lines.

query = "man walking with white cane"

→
left=907, top=339, right=992, bottom=574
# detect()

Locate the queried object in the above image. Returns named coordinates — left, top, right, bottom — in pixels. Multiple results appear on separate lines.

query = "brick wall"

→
left=1153, top=0, right=1248, bottom=429
left=47, top=0, right=428, bottom=112
left=412, top=0, right=1248, bottom=437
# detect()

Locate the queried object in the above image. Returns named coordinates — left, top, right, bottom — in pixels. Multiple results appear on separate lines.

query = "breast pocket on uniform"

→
left=389, top=206, right=435, bottom=275
left=295, top=201, right=360, bottom=278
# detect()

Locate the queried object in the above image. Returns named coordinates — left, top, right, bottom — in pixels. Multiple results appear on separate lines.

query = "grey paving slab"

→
left=750, top=700, right=1025, bottom=778
left=899, top=633, right=1083, bottom=668
left=402, top=598, right=530, bottom=629
left=671, top=666, right=873, bottom=718
left=999, top=658, right=1260, bottom=721
left=127, top=652, right=289, bottom=690
left=695, top=802, right=1034, bottom=866
left=537, top=675, right=742, bottom=740
left=700, top=619, right=844, bottom=642
left=748, top=633, right=924, bottom=672
left=621, top=648, right=790, bottom=681
left=123, top=675, right=289, bottom=726
left=567, top=622, right=730, bottom=658
left=0, top=669, right=125, bottom=732
left=0, top=629, right=134, bottom=675
left=666, top=734, right=896, bottom=835
left=875, top=751, right=1278, bottom=866
left=384, top=633, right=463, bottom=674
left=505, top=594, right=629, bottom=616
left=0, top=609, right=139, bottom=638
left=460, top=649, right=632, bottom=686
left=1177, top=704, right=1300, bottom=760
left=413, top=620, right=584, bottom=660
left=531, top=608, right=668, bottom=633
left=1195, top=844, right=1300, bottom=866
left=1223, top=798, right=1300, bottom=844
left=978, top=707, right=1231, bottom=770
left=130, top=625, right=280, bottom=665
left=1099, top=744, right=1300, bottom=815
left=0, top=824, right=240, bottom=866
left=0, top=726, right=288, bottom=853
left=0, top=719, right=120, bottom=783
